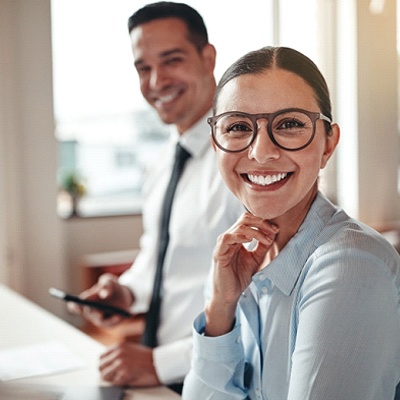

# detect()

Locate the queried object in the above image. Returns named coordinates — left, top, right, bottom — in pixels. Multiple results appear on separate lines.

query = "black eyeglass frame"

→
left=207, top=108, right=332, bottom=153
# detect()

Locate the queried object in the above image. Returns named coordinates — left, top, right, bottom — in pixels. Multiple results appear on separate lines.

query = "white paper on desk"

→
left=0, top=340, right=87, bottom=381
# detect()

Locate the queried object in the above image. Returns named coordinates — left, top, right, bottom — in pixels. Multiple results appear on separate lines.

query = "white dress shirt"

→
left=119, top=113, right=244, bottom=384
left=183, top=193, right=400, bottom=400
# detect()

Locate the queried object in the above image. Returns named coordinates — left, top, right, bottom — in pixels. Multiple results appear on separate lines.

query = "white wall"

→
left=0, top=0, right=24, bottom=291
left=336, top=0, right=400, bottom=226
left=356, top=0, right=399, bottom=225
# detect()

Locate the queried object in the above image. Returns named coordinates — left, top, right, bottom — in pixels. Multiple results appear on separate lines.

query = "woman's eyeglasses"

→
left=208, top=108, right=332, bottom=153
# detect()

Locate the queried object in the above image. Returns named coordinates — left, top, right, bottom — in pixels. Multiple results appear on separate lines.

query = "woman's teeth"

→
left=247, top=173, right=288, bottom=186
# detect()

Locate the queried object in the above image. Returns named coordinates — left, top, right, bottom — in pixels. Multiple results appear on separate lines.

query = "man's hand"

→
left=67, top=273, right=134, bottom=328
left=99, top=342, right=161, bottom=387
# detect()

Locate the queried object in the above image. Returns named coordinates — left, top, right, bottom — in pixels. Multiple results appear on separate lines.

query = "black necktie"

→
left=141, top=143, right=191, bottom=348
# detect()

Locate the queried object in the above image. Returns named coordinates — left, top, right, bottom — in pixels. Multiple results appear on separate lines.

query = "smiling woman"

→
left=51, top=0, right=326, bottom=217
left=182, top=46, right=400, bottom=400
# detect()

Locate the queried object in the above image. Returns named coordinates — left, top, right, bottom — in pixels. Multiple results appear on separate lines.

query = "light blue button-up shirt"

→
left=183, top=193, right=400, bottom=400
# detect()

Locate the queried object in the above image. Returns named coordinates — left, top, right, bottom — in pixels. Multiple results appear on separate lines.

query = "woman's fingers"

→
left=216, top=212, right=278, bottom=256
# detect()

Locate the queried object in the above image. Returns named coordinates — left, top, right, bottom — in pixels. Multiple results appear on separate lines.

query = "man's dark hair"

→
left=128, top=2, right=209, bottom=51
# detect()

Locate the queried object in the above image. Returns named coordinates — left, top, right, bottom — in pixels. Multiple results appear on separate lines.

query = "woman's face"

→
left=213, top=68, right=339, bottom=222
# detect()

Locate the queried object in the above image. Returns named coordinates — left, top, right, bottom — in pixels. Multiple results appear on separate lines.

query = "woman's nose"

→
left=248, top=124, right=281, bottom=163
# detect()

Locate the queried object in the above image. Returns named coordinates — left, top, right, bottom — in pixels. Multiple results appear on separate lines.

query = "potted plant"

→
left=59, top=172, right=86, bottom=217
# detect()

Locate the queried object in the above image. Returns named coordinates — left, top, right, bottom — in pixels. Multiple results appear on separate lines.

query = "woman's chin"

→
left=243, top=203, right=279, bottom=221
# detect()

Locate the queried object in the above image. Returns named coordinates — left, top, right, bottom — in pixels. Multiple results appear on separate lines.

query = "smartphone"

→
left=49, top=287, right=132, bottom=318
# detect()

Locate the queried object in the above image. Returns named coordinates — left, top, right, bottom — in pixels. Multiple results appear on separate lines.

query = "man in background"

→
left=69, top=1, right=243, bottom=394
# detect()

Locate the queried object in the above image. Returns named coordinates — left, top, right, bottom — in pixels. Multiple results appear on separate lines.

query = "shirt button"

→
left=258, top=274, right=267, bottom=281
left=261, top=286, right=268, bottom=294
left=236, top=335, right=241, bottom=343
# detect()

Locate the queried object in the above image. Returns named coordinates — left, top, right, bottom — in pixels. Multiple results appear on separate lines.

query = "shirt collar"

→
left=169, top=110, right=212, bottom=159
left=253, top=192, right=339, bottom=296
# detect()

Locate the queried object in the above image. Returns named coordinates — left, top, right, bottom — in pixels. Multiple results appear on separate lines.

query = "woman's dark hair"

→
left=214, top=46, right=332, bottom=132
left=128, top=2, right=209, bottom=52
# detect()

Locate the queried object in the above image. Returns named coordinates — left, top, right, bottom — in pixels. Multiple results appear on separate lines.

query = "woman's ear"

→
left=320, top=123, right=340, bottom=169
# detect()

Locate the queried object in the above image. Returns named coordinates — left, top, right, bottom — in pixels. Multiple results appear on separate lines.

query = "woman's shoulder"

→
left=311, top=193, right=398, bottom=259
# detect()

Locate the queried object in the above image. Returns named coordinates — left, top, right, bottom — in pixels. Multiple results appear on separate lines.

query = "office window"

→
left=52, top=0, right=331, bottom=217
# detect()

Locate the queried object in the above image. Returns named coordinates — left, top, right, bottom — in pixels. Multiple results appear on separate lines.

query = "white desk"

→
left=0, top=285, right=180, bottom=399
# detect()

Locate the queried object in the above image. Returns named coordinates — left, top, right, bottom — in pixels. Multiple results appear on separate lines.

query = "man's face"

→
left=130, top=17, right=215, bottom=134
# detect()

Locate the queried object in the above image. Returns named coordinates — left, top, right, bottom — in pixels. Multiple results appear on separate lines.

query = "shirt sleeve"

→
left=182, top=313, right=249, bottom=400
left=152, top=336, right=192, bottom=385
left=287, top=248, right=400, bottom=400
left=118, top=250, right=155, bottom=315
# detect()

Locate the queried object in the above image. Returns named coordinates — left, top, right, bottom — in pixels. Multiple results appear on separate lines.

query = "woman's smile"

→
left=242, top=172, right=292, bottom=189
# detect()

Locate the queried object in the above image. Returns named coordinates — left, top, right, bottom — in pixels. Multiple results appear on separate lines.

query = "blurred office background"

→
left=0, top=0, right=398, bottom=322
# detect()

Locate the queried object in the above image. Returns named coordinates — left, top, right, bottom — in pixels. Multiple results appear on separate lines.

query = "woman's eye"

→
left=227, top=122, right=252, bottom=133
left=278, top=118, right=305, bottom=129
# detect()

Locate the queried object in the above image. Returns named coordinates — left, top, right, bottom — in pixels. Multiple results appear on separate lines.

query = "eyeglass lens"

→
left=213, top=110, right=315, bottom=152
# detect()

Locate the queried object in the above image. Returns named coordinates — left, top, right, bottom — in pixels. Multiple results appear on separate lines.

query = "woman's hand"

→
left=205, top=213, right=278, bottom=336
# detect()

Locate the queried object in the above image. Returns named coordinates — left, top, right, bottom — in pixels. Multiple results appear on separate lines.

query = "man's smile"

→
left=152, top=86, right=185, bottom=108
